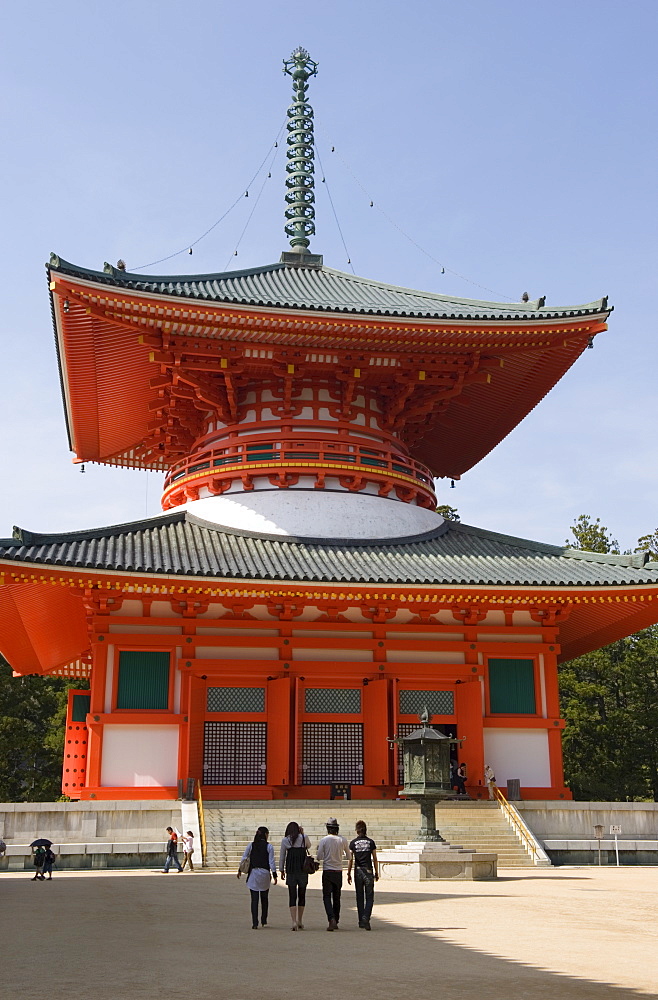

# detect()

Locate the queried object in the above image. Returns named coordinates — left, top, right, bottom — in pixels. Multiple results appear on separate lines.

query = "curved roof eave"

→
left=2, top=513, right=657, bottom=589
left=48, top=254, right=612, bottom=324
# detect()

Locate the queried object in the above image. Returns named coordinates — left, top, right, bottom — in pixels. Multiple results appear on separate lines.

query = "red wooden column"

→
left=267, top=676, right=292, bottom=789
left=455, top=678, right=485, bottom=798
left=85, top=639, right=108, bottom=790
left=548, top=725, right=567, bottom=793
left=542, top=646, right=569, bottom=794
left=543, top=648, right=561, bottom=719
left=363, top=678, right=390, bottom=790
left=178, top=666, right=192, bottom=787
left=88, top=638, right=107, bottom=715
left=187, top=675, right=206, bottom=784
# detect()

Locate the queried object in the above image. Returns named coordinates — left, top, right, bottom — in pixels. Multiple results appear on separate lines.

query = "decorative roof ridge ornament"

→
left=280, top=46, right=323, bottom=267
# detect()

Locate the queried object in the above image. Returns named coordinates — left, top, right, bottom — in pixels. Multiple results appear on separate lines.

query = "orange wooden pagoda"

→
left=1, top=48, right=657, bottom=802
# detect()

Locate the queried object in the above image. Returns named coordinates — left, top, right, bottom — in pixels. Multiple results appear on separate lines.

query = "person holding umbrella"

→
left=30, top=839, right=52, bottom=882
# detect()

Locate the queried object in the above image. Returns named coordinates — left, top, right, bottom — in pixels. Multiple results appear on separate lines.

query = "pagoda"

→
left=1, top=48, right=657, bottom=802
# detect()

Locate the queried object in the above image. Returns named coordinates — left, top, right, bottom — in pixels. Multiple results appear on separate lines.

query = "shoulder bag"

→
left=238, top=844, right=252, bottom=875
left=302, top=840, right=319, bottom=875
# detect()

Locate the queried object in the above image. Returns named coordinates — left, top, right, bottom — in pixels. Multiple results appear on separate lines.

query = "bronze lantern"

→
left=390, top=707, right=462, bottom=841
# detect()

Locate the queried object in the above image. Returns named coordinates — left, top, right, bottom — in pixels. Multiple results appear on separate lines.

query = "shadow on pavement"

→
left=1, top=873, right=655, bottom=1000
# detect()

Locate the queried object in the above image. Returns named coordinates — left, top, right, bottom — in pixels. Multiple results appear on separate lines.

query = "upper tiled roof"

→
left=1, top=511, right=655, bottom=588
left=49, top=255, right=610, bottom=322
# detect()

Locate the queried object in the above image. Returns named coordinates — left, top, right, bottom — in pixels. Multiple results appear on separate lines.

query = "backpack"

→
left=45, top=848, right=56, bottom=864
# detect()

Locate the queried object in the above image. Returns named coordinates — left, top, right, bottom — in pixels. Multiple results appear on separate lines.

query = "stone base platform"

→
left=378, top=841, right=497, bottom=880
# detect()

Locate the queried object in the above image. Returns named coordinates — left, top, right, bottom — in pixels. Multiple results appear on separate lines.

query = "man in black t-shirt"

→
left=347, top=820, right=379, bottom=930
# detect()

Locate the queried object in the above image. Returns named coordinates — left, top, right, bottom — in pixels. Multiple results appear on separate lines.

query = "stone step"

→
left=200, top=799, right=545, bottom=869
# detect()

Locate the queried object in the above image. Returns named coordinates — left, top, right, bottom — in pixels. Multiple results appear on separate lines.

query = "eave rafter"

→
left=50, top=273, right=609, bottom=476
left=50, top=277, right=605, bottom=353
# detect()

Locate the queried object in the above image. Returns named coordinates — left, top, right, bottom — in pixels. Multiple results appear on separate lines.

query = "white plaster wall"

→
left=196, top=627, right=278, bottom=636
left=479, top=610, right=506, bottom=626
left=512, top=612, right=538, bottom=626
left=386, top=610, right=422, bottom=625
left=291, top=648, right=373, bottom=661
left=101, top=726, right=179, bottom=787
left=114, top=600, right=143, bottom=617
left=108, top=625, right=182, bottom=635
left=483, top=728, right=551, bottom=788
left=286, top=607, right=325, bottom=622
left=386, top=650, right=465, bottom=663
left=176, top=491, right=443, bottom=539
left=385, top=632, right=463, bottom=641
left=292, top=629, right=372, bottom=638
left=477, top=633, right=542, bottom=644
left=195, top=646, right=278, bottom=660
left=149, top=601, right=179, bottom=619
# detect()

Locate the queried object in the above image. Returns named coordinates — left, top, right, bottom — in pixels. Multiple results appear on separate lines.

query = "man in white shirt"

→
left=316, top=817, right=350, bottom=931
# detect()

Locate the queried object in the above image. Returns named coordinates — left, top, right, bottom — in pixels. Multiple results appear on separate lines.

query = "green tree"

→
left=559, top=518, right=658, bottom=800
left=565, top=514, right=619, bottom=554
left=635, top=529, right=658, bottom=561
left=436, top=505, right=460, bottom=521
left=0, top=655, right=84, bottom=801
left=560, top=630, right=658, bottom=800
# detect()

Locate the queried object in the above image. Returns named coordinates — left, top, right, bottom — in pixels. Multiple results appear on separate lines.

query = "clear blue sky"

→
left=1, top=0, right=656, bottom=550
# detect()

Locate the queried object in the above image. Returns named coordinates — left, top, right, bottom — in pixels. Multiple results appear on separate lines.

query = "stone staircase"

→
left=201, top=799, right=549, bottom=870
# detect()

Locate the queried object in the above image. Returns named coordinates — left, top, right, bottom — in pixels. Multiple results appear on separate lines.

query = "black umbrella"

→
left=30, top=839, right=52, bottom=848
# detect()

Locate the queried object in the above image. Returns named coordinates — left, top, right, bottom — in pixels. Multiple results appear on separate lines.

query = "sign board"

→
left=610, top=825, right=622, bottom=835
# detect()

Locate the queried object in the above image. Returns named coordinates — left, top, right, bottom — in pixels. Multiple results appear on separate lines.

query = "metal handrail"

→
left=196, top=780, right=207, bottom=867
left=493, top=785, right=546, bottom=863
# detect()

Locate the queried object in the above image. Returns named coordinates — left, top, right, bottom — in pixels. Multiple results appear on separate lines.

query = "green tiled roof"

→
left=49, top=255, right=610, bottom=322
left=1, top=512, right=655, bottom=588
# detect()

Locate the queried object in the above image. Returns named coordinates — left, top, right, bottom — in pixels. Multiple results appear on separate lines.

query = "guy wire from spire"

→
left=131, top=122, right=286, bottom=271
left=315, top=143, right=355, bottom=273
left=282, top=47, right=318, bottom=253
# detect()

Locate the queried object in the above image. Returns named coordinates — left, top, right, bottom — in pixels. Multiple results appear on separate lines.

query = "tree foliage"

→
left=560, top=630, right=658, bottom=800
left=559, top=518, right=658, bottom=801
left=635, top=529, right=658, bottom=561
left=0, top=655, right=84, bottom=801
left=436, top=504, right=460, bottom=521
left=565, top=514, right=619, bottom=554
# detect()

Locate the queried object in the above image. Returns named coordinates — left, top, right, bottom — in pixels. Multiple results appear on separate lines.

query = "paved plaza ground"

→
left=2, top=866, right=657, bottom=999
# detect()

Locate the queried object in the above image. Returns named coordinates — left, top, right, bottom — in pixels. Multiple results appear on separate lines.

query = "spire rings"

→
left=282, top=47, right=318, bottom=251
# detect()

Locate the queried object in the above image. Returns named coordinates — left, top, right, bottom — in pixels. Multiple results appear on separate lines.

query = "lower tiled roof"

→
left=1, top=513, right=656, bottom=588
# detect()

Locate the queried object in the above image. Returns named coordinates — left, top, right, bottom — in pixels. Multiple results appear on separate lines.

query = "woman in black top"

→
left=238, top=826, right=277, bottom=929
left=279, top=821, right=312, bottom=931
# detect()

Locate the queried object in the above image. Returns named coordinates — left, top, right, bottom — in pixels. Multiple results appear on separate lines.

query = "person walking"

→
left=455, top=762, right=467, bottom=796
left=347, top=820, right=379, bottom=930
left=237, top=826, right=277, bottom=929
left=41, top=847, right=57, bottom=880
left=31, top=846, right=46, bottom=881
left=162, top=826, right=183, bottom=873
left=181, top=831, right=195, bottom=872
left=316, top=817, right=349, bottom=931
left=279, top=821, right=312, bottom=931
left=485, top=763, right=497, bottom=799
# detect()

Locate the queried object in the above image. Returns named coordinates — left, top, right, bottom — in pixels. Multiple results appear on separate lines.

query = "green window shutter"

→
left=488, top=659, right=536, bottom=714
left=117, top=651, right=170, bottom=710
left=71, top=693, right=91, bottom=722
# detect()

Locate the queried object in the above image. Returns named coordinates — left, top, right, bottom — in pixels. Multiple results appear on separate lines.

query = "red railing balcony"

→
left=162, top=435, right=436, bottom=510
